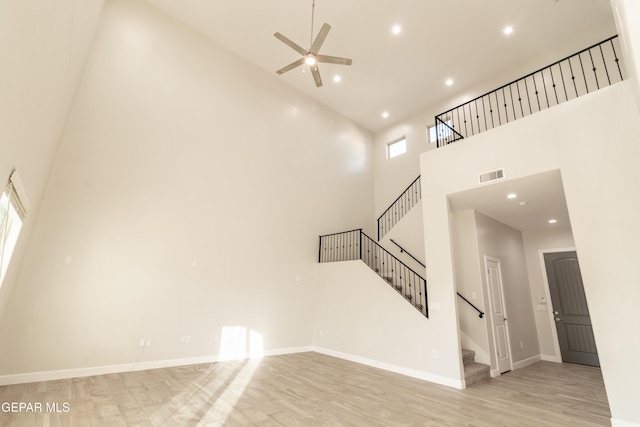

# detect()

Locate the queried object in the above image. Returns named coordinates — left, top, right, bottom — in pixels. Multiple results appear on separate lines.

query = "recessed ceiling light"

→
left=333, top=75, right=341, bottom=83
left=507, top=193, right=517, bottom=199
left=382, top=111, right=389, bottom=118
left=519, top=201, right=528, bottom=206
left=548, top=219, right=558, bottom=224
left=392, top=25, right=401, bottom=35
left=504, top=26, right=513, bottom=35
left=446, top=78, right=453, bottom=86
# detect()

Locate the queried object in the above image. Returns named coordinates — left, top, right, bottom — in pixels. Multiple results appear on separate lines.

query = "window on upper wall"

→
left=428, top=119, right=453, bottom=143
left=0, top=170, right=28, bottom=287
left=387, top=137, right=407, bottom=159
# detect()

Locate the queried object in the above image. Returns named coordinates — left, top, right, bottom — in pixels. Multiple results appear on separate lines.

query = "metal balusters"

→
left=377, top=176, right=422, bottom=240
left=434, top=35, right=625, bottom=147
left=321, top=230, right=428, bottom=318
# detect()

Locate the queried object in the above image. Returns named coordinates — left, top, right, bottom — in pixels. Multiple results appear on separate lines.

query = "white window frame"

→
left=0, top=170, right=28, bottom=287
left=428, top=119, right=453, bottom=144
left=387, top=137, right=407, bottom=159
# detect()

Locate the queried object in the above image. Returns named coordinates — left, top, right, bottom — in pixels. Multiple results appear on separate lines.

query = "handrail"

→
left=319, top=229, right=428, bottom=318
left=389, top=239, right=425, bottom=269
left=435, top=35, right=625, bottom=147
left=377, top=176, right=421, bottom=241
left=457, top=292, right=484, bottom=318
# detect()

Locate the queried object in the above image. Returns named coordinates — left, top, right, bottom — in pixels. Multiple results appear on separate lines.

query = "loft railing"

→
left=435, top=35, right=625, bottom=147
left=319, top=229, right=428, bottom=318
left=377, top=176, right=421, bottom=241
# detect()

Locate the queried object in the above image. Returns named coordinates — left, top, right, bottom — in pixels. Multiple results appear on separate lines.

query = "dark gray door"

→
left=544, top=251, right=599, bottom=367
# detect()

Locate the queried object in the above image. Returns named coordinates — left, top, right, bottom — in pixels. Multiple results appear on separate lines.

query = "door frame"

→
left=538, top=247, right=577, bottom=363
left=483, top=255, right=513, bottom=375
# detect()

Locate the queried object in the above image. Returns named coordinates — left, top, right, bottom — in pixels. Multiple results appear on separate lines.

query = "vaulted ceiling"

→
left=147, top=0, right=616, bottom=132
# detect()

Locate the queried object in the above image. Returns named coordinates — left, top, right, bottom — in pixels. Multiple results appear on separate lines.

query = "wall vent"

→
left=478, top=168, right=505, bottom=183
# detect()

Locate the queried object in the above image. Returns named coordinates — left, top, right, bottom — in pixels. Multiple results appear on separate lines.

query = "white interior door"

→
left=485, top=256, right=512, bottom=374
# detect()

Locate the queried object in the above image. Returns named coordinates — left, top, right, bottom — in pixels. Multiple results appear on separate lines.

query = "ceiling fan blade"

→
left=316, top=54, right=352, bottom=66
left=310, top=23, right=331, bottom=54
left=276, top=58, right=305, bottom=75
left=311, top=65, right=323, bottom=87
left=274, top=32, right=307, bottom=56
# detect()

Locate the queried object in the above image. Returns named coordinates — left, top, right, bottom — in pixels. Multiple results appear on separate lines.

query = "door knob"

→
left=555, top=317, right=562, bottom=322
left=554, top=311, right=559, bottom=315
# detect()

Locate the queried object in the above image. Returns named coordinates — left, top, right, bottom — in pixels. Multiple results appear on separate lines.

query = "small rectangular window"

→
left=428, top=120, right=453, bottom=143
left=0, top=170, right=27, bottom=287
left=387, top=137, right=407, bottom=159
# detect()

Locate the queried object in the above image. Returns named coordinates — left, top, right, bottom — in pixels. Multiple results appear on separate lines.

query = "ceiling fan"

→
left=274, top=0, right=352, bottom=87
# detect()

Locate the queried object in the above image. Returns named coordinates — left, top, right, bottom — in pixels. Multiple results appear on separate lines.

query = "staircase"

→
left=318, top=229, right=428, bottom=318
left=462, top=349, right=491, bottom=386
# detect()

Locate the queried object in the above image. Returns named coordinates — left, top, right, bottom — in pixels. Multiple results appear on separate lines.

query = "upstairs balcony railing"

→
left=435, top=35, right=625, bottom=147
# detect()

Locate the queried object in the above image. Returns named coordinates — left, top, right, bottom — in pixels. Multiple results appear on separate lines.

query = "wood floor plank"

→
left=0, top=352, right=610, bottom=426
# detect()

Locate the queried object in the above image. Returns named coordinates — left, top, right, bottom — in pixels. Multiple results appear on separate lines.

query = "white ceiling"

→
left=147, top=0, right=616, bottom=133
left=143, top=0, right=614, bottom=231
left=448, top=170, right=570, bottom=232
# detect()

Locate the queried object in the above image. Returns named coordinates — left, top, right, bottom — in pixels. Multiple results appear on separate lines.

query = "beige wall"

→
left=314, top=261, right=462, bottom=388
left=0, top=0, right=104, bottom=326
left=421, top=82, right=640, bottom=425
left=450, top=210, right=489, bottom=364
left=474, top=212, right=540, bottom=368
left=0, top=0, right=374, bottom=378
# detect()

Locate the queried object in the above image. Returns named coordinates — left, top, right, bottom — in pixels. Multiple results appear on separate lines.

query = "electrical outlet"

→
left=432, top=350, right=438, bottom=359
left=186, top=336, right=191, bottom=344
left=520, top=341, right=524, bottom=349
left=145, top=338, right=152, bottom=347
left=139, top=338, right=146, bottom=347
left=320, top=330, right=324, bottom=337
left=180, top=336, right=186, bottom=344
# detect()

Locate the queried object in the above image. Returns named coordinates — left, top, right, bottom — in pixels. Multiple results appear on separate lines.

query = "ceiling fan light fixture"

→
left=305, top=54, right=317, bottom=66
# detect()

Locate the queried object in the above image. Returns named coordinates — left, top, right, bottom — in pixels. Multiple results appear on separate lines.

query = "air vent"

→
left=479, top=168, right=505, bottom=183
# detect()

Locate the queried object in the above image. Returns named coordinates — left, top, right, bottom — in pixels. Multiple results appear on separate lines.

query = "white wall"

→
left=421, top=82, right=640, bottom=425
left=0, top=0, right=104, bottom=325
left=450, top=210, right=490, bottom=365
left=521, top=226, right=575, bottom=360
left=611, top=0, right=640, bottom=114
left=0, top=0, right=374, bottom=378
left=314, top=261, right=462, bottom=388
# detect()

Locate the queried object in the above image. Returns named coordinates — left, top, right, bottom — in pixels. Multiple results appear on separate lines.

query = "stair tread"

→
left=464, top=362, right=491, bottom=375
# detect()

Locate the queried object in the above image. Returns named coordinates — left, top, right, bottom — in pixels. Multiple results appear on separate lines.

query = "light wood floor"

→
left=0, top=352, right=610, bottom=426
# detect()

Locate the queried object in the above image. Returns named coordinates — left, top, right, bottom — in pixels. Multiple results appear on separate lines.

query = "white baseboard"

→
left=0, top=346, right=314, bottom=386
left=512, top=354, right=541, bottom=370
left=540, top=354, right=562, bottom=363
left=611, top=418, right=640, bottom=427
left=312, top=346, right=465, bottom=389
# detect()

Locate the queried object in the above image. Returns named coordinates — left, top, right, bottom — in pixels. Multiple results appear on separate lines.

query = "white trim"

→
left=313, top=346, right=465, bottom=389
left=540, top=354, right=562, bottom=363
left=512, top=354, right=541, bottom=370
left=0, top=346, right=313, bottom=386
left=611, top=419, right=640, bottom=427
left=538, top=247, right=577, bottom=362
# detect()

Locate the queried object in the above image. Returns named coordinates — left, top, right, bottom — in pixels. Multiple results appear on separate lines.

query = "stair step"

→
left=464, top=362, right=491, bottom=386
left=462, top=349, right=476, bottom=365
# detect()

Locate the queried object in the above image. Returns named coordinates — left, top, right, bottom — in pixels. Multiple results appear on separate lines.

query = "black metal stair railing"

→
left=319, top=229, right=428, bottom=318
left=377, top=176, right=421, bottom=241
left=435, top=35, right=625, bottom=147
